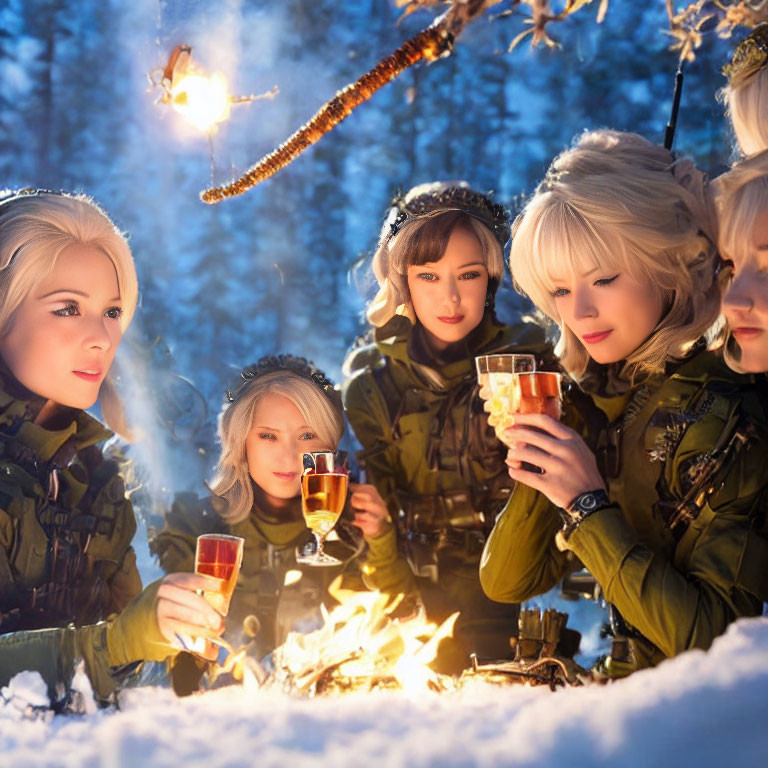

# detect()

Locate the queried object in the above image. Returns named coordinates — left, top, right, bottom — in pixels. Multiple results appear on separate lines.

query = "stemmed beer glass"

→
left=296, top=451, right=349, bottom=567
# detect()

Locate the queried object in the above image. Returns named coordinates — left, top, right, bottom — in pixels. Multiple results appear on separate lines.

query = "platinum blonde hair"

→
left=723, top=67, right=768, bottom=157
left=714, top=148, right=768, bottom=372
left=366, top=210, right=504, bottom=327
left=510, top=130, right=720, bottom=382
left=211, top=371, right=345, bottom=524
left=0, top=192, right=138, bottom=436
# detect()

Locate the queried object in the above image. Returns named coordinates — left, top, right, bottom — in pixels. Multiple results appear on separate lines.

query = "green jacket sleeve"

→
left=565, top=482, right=766, bottom=659
left=479, top=482, right=568, bottom=602
left=0, top=580, right=176, bottom=703
left=361, top=526, right=417, bottom=598
left=343, top=370, right=402, bottom=519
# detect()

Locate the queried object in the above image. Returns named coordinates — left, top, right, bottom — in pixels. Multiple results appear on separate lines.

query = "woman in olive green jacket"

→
left=479, top=131, right=768, bottom=677
left=343, top=183, right=551, bottom=670
left=0, top=191, right=219, bottom=706
left=151, top=356, right=414, bottom=664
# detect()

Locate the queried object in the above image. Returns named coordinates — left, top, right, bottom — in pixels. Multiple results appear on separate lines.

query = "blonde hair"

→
left=723, top=64, right=768, bottom=157
left=510, top=130, right=720, bottom=382
left=714, top=149, right=768, bottom=371
left=0, top=192, right=138, bottom=435
left=211, top=371, right=345, bottom=524
left=366, top=210, right=504, bottom=327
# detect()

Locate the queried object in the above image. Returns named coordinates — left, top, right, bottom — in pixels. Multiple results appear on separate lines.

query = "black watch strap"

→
left=560, top=489, right=612, bottom=539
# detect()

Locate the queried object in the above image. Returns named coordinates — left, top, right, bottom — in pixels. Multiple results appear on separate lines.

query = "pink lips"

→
left=438, top=315, right=464, bottom=324
left=273, top=471, right=297, bottom=481
left=732, top=327, right=764, bottom=341
left=73, top=370, right=102, bottom=382
left=582, top=330, right=613, bottom=344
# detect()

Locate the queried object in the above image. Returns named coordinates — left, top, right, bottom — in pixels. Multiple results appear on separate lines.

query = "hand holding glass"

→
left=476, top=354, right=562, bottom=446
left=178, top=533, right=244, bottom=655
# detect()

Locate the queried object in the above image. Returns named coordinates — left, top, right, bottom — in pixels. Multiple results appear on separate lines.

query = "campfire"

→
left=219, top=591, right=588, bottom=696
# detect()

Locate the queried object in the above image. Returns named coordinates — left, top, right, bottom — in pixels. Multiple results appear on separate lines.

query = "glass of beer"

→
left=476, top=354, right=536, bottom=440
left=483, top=370, right=562, bottom=447
left=297, top=451, right=348, bottom=567
left=178, top=533, right=244, bottom=655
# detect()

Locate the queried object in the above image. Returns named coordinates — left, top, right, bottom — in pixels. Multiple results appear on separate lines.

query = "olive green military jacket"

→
left=342, top=312, right=550, bottom=537
left=150, top=492, right=415, bottom=655
left=480, top=349, right=768, bottom=674
left=342, top=313, right=551, bottom=666
left=0, top=369, right=142, bottom=634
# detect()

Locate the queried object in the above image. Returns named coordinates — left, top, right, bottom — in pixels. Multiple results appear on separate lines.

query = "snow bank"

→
left=1, top=617, right=766, bottom=768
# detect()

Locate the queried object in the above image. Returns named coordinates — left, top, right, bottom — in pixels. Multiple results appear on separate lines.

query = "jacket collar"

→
left=0, top=357, right=112, bottom=463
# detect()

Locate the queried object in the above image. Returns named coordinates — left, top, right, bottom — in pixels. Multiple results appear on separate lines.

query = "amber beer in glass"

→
left=297, top=451, right=348, bottom=566
left=177, top=533, right=243, bottom=655
left=484, top=370, right=562, bottom=447
left=195, top=534, right=245, bottom=616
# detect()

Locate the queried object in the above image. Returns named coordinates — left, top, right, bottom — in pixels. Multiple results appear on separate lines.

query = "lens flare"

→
left=170, top=74, right=232, bottom=133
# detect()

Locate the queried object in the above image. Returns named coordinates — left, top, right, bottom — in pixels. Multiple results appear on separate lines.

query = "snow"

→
left=1, top=617, right=766, bottom=768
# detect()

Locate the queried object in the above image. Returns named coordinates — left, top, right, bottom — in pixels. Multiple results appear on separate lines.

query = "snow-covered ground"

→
left=1, top=617, right=766, bottom=768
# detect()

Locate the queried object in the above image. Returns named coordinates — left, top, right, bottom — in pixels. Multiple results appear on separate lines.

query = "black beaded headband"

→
left=226, top=354, right=340, bottom=409
left=387, top=183, right=511, bottom=248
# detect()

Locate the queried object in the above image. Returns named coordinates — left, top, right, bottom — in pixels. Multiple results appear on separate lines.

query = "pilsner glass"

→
left=297, top=451, right=348, bottom=567
left=178, top=533, right=244, bottom=655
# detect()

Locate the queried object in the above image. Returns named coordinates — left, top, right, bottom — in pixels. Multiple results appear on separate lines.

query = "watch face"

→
left=580, top=493, right=597, bottom=511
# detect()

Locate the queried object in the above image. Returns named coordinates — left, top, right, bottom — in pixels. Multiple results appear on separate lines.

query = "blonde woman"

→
left=716, top=149, right=768, bottom=374
left=479, top=131, right=768, bottom=677
left=151, top=355, right=412, bottom=660
left=0, top=190, right=222, bottom=706
left=722, top=23, right=768, bottom=157
left=343, top=182, right=551, bottom=671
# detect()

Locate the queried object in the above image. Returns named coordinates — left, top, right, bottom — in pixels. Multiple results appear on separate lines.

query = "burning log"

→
left=268, top=590, right=459, bottom=695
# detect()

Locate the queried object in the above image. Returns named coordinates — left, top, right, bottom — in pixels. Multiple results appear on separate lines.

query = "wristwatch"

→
left=559, top=489, right=612, bottom=539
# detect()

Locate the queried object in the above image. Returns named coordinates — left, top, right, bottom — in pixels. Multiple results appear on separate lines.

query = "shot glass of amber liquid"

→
left=178, top=533, right=244, bottom=655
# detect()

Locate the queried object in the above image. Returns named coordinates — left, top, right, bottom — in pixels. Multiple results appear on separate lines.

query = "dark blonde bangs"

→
left=721, top=177, right=768, bottom=264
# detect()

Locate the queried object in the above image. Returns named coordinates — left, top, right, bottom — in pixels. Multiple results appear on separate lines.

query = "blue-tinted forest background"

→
left=0, top=1, right=737, bottom=540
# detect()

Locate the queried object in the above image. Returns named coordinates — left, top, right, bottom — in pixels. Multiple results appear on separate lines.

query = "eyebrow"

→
left=255, top=425, right=313, bottom=432
left=410, top=261, right=486, bottom=270
left=39, top=288, right=121, bottom=302
left=757, top=243, right=768, bottom=251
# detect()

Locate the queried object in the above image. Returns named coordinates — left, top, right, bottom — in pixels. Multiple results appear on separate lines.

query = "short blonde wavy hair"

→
left=714, top=149, right=768, bottom=371
left=210, top=371, right=344, bottom=524
left=366, top=209, right=504, bottom=327
left=0, top=192, right=138, bottom=435
left=510, top=130, right=720, bottom=382
left=723, top=63, right=768, bottom=157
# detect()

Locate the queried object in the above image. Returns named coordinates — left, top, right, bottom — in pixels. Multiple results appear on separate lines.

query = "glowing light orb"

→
left=171, top=74, right=232, bottom=133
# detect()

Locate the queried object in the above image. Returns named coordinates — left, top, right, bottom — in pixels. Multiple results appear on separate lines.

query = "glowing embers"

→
left=270, top=590, right=458, bottom=695
left=150, top=44, right=278, bottom=134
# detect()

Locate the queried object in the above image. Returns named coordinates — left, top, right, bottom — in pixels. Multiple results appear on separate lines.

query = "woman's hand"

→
left=504, top=413, right=606, bottom=510
left=349, top=483, right=392, bottom=539
left=156, top=572, right=226, bottom=660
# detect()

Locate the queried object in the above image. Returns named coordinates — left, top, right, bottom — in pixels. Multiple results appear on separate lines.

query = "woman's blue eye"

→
left=105, top=306, right=123, bottom=320
left=594, top=274, right=619, bottom=287
left=259, top=433, right=277, bottom=441
left=416, top=273, right=437, bottom=281
left=299, top=432, right=317, bottom=440
left=52, top=302, right=79, bottom=317
left=551, top=288, right=570, bottom=298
